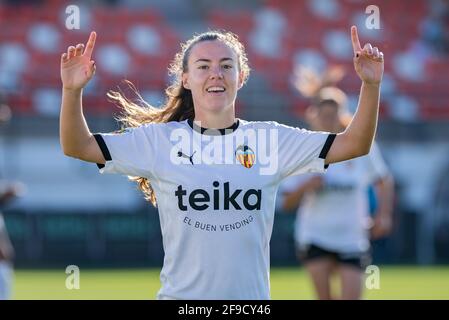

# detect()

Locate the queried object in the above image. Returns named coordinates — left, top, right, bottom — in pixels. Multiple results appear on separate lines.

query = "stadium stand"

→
left=0, top=0, right=448, bottom=267
left=0, top=0, right=447, bottom=120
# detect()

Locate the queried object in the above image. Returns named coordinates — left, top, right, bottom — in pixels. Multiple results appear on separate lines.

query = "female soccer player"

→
left=281, top=78, right=394, bottom=300
left=60, top=26, right=384, bottom=299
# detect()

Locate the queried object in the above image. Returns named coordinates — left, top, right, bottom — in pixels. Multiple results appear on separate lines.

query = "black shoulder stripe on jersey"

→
left=319, top=134, right=336, bottom=169
left=93, top=134, right=112, bottom=169
left=319, top=133, right=336, bottom=159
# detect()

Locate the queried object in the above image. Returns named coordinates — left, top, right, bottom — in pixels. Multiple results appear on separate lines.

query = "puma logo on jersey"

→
left=175, top=181, right=262, bottom=211
left=177, top=150, right=196, bottom=165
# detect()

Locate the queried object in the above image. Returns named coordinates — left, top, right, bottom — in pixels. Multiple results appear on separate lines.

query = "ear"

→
left=305, top=105, right=318, bottom=124
left=182, top=73, right=190, bottom=90
left=237, top=71, right=244, bottom=90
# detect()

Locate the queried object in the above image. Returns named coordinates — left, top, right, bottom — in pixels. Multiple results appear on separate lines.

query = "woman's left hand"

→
left=351, top=26, right=384, bottom=85
left=370, top=214, right=393, bottom=240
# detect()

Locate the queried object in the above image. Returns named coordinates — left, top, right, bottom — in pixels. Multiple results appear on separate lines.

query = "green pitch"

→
left=11, top=266, right=449, bottom=299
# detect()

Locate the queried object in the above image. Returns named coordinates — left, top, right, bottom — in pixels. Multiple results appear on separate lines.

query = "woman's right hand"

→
left=304, top=176, right=324, bottom=192
left=61, top=31, right=97, bottom=91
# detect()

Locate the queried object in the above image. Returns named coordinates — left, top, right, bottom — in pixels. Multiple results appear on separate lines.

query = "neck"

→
left=193, top=107, right=236, bottom=129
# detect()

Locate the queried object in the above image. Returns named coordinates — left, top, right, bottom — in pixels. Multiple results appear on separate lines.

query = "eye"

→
left=198, top=65, right=209, bottom=70
left=222, top=64, right=233, bottom=69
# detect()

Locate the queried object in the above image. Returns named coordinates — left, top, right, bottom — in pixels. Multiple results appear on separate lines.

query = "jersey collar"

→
left=187, top=119, right=240, bottom=135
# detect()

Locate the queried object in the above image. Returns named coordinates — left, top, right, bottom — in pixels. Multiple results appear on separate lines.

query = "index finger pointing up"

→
left=351, top=26, right=362, bottom=55
left=83, top=31, right=96, bottom=59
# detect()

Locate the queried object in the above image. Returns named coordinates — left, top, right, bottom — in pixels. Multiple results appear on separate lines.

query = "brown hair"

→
left=107, top=30, right=250, bottom=206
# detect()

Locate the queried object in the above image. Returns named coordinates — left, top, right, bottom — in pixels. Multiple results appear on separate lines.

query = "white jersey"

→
left=94, top=119, right=334, bottom=300
left=281, top=143, right=389, bottom=254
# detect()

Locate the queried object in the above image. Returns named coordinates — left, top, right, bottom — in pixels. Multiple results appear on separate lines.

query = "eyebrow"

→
left=194, top=58, right=234, bottom=63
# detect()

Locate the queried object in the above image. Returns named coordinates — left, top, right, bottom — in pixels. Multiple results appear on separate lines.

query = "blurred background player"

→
left=280, top=66, right=395, bottom=300
left=0, top=99, right=25, bottom=300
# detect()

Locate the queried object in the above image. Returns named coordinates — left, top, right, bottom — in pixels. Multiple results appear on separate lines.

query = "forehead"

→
left=188, top=40, right=238, bottom=63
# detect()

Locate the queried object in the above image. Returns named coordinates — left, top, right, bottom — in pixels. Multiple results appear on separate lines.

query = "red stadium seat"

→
left=6, top=93, right=34, bottom=114
left=2, top=1, right=446, bottom=119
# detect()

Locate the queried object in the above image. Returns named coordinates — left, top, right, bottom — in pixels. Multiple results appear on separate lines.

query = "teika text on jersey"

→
left=175, top=181, right=262, bottom=211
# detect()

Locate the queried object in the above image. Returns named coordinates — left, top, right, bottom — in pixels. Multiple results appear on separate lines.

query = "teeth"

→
left=207, top=87, right=225, bottom=92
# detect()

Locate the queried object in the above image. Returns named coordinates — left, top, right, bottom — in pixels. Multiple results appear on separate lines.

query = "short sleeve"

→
left=93, top=124, right=158, bottom=178
left=364, top=142, right=390, bottom=183
left=276, top=123, right=336, bottom=178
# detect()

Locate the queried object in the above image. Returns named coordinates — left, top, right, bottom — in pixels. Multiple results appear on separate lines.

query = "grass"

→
left=11, top=266, right=449, bottom=300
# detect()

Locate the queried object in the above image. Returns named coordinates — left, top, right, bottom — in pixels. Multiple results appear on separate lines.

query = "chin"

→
left=205, top=102, right=231, bottom=113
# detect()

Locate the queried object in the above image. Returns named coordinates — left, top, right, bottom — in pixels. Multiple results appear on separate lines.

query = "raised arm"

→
left=325, top=26, right=384, bottom=164
left=59, top=31, right=104, bottom=164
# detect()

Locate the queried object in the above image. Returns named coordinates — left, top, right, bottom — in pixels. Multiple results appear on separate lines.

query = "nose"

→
left=209, top=65, right=224, bottom=80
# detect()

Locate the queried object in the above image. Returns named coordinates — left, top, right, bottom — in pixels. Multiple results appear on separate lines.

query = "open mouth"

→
left=206, top=86, right=226, bottom=93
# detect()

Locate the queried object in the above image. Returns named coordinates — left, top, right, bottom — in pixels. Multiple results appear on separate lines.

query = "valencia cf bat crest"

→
left=235, top=145, right=255, bottom=169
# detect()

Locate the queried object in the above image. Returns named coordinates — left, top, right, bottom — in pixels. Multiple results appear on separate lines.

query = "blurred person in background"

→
left=0, top=100, right=25, bottom=300
left=280, top=66, right=395, bottom=300
left=59, top=27, right=385, bottom=299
